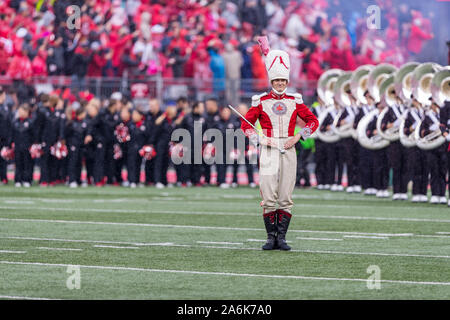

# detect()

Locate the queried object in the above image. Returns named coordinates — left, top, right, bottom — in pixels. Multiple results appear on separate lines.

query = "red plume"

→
left=257, top=36, right=270, bottom=56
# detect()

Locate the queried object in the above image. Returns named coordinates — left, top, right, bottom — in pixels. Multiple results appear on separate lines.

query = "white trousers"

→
left=259, top=137, right=297, bottom=214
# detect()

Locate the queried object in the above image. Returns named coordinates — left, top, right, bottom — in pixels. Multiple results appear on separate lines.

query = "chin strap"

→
left=272, top=87, right=287, bottom=96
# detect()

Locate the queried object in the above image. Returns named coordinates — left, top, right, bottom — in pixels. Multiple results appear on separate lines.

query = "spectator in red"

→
left=385, top=18, right=399, bottom=49
left=407, top=11, right=434, bottom=56
left=87, top=42, right=107, bottom=77
left=250, top=42, right=268, bottom=91
left=306, top=47, right=324, bottom=81
left=7, top=44, right=32, bottom=80
left=0, top=42, right=8, bottom=75
left=109, top=27, right=138, bottom=76
left=193, top=48, right=212, bottom=89
left=31, top=39, right=48, bottom=77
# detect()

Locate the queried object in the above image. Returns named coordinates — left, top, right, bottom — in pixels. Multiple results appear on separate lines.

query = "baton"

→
left=227, top=104, right=286, bottom=154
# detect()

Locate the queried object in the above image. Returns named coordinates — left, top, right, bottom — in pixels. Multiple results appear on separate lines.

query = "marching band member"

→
left=241, top=37, right=319, bottom=251
left=419, top=98, right=447, bottom=204
left=404, top=96, right=428, bottom=203
left=379, top=93, right=409, bottom=200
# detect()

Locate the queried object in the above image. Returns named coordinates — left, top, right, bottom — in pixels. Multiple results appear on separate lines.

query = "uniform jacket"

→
left=242, top=91, right=318, bottom=138
left=65, top=117, right=89, bottom=148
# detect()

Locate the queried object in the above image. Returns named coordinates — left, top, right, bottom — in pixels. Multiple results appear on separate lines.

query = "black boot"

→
left=276, top=210, right=292, bottom=251
left=262, top=211, right=277, bottom=250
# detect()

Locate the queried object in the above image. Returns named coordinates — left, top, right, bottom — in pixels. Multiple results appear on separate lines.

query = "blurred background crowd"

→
left=0, top=0, right=448, bottom=188
left=0, top=0, right=448, bottom=106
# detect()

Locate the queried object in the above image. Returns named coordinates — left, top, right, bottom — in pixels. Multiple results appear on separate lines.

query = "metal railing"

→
left=0, top=75, right=319, bottom=106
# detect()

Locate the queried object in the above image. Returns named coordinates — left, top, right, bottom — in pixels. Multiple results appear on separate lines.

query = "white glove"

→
left=429, top=123, right=439, bottom=131
left=446, top=134, right=450, bottom=142
left=299, top=127, right=312, bottom=139
left=249, top=134, right=260, bottom=147
left=344, top=115, right=354, bottom=124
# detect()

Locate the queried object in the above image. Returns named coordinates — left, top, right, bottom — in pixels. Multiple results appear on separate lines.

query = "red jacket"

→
left=242, top=91, right=319, bottom=138
left=407, top=24, right=433, bottom=54
left=87, top=53, right=107, bottom=77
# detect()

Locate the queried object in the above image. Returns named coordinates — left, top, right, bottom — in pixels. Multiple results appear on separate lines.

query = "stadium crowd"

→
left=0, top=0, right=442, bottom=190
left=0, top=0, right=435, bottom=88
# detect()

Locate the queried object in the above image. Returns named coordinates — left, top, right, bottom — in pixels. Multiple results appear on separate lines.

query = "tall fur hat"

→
left=257, top=36, right=290, bottom=83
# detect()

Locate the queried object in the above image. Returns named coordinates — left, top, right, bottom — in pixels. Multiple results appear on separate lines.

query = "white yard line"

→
left=1, top=260, right=450, bottom=286
left=0, top=295, right=60, bottom=300
left=0, top=250, right=26, bottom=254
left=1, top=204, right=448, bottom=223
left=0, top=218, right=429, bottom=239
left=196, top=241, right=243, bottom=245
left=296, top=237, right=343, bottom=241
left=4, top=201, right=35, bottom=205
left=296, top=214, right=450, bottom=223
left=2, top=236, right=173, bottom=247
left=93, top=245, right=140, bottom=250
left=2, top=235, right=449, bottom=260
left=344, top=235, right=389, bottom=240
left=416, top=235, right=450, bottom=239
left=37, top=247, right=82, bottom=252
left=297, top=230, right=412, bottom=237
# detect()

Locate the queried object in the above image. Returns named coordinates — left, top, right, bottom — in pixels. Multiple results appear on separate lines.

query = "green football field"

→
left=0, top=185, right=449, bottom=300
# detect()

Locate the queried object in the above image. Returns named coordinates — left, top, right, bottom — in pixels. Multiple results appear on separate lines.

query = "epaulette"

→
left=293, top=93, right=303, bottom=104
left=251, top=93, right=266, bottom=107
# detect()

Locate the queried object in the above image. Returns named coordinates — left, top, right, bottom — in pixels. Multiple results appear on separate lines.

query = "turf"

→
left=0, top=185, right=449, bottom=299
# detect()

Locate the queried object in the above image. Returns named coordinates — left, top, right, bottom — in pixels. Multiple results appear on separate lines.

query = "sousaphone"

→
left=431, top=67, right=450, bottom=107
left=367, top=63, right=397, bottom=103
left=350, top=65, right=374, bottom=105
left=357, top=64, right=394, bottom=149
left=414, top=67, right=449, bottom=150
left=411, top=62, right=442, bottom=106
left=316, top=69, right=342, bottom=143
left=397, top=63, right=421, bottom=147
left=376, top=74, right=401, bottom=141
left=332, top=72, right=354, bottom=138
left=395, top=62, right=419, bottom=103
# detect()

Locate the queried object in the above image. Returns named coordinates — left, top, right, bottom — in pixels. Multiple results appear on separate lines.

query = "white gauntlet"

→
left=249, top=134, right=260, bottom=147
left=300, top=127, right=312, bottom=139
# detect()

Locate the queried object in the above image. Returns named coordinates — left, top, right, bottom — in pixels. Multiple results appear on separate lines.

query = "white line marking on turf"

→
left=1, top=260, right=450, bottom=287
left=0, top=295, right=60, bottom=300
left=37, top=247, right=82, bottom=252
left=93, top=245, right=140, bottom=250
left=436, top=232, right=450, bottom=235
left=296, top=237, right=343, bottom=241
left=4, top=200, right=35, bottom=205
left=3, top=235, right=450, bottom=260
left=297, top=230, right=412, bottom=237
left=0, top=218, right=421, bottom=242
left=1, top=204, right=448, bottom=223
left=0, top=250, right=26, bottom=254
left=196, top=241, right=243, bottom=245
left=296, top=214, right=450, bottom=223
left=416, top=235, right=450, bottom=239
left=344, top=235, right=389, bottom=240
left=2, top=236, right=173, bottom=247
